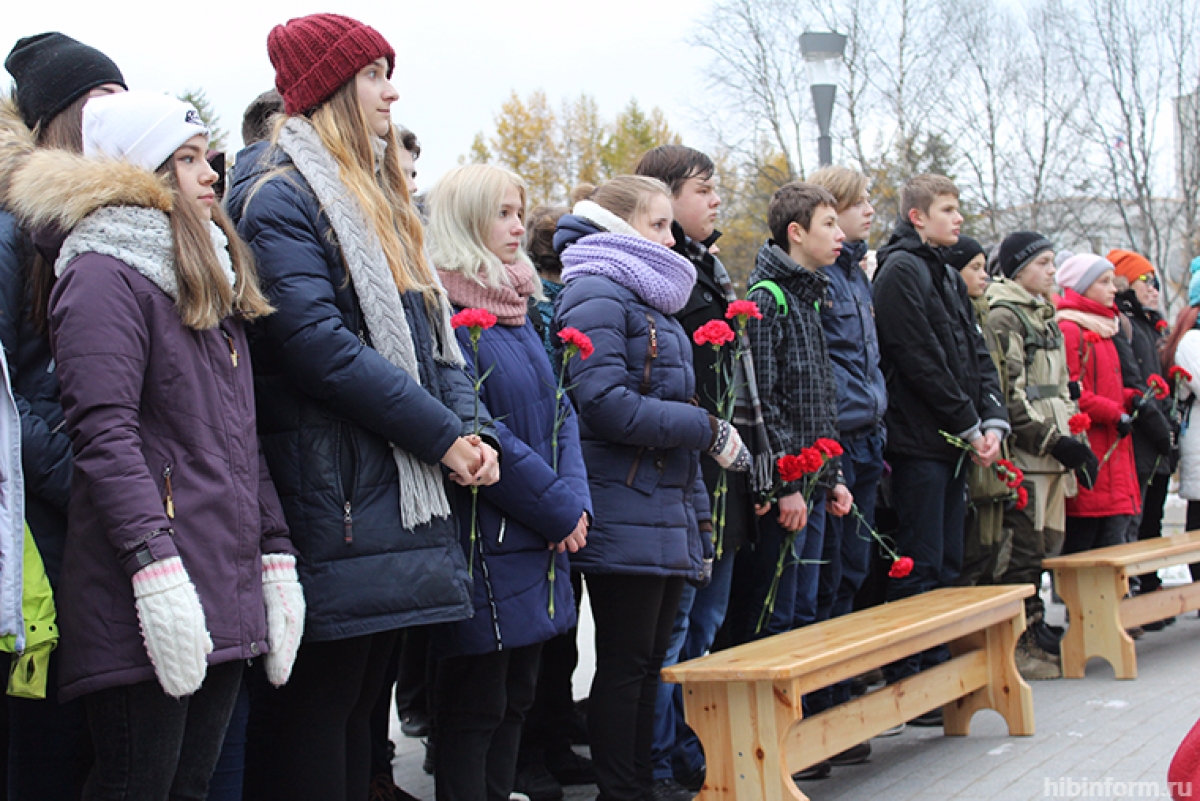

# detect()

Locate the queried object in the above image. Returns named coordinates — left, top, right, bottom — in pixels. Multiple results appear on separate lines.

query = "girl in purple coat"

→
left=1, top=90, right=303, bottom=799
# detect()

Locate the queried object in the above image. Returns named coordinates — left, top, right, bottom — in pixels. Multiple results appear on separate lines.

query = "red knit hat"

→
left=1107, top=248, right=1154, bottom=283
left=267, top=14, right=395, bottom=116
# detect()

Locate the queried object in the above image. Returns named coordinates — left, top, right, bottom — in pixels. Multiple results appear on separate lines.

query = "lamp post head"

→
left=799, top=30, right=847, bottom=166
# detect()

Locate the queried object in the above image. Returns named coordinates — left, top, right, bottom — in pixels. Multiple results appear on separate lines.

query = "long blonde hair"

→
left=161, top=163, right=273, bottom=329
left=307, top=80, right=438, bottom=301
left=426, top=164, right=540, bottom=297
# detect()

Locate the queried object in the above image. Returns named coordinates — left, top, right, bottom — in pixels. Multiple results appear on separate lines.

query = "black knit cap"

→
left=945, top=235, right=986, bottom=272
left=4, top=33, right=127, bottom=131
left=998, top=231, right=1054, bottom=279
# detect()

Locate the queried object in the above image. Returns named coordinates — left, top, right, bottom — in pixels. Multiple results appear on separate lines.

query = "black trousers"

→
left=84, top=660, right=243, bottom=801
left=244, top=630, right=399, bottom=801
left=518, top=570, right=584, bottom=767
left=434, top=644, right=542, bottom=801
left=586, top=573, right=683, bottom=801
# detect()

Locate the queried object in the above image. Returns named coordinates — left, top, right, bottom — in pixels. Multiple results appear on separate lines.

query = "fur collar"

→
left=0, top=97, right=174, bottom=234
left=57, top=206, right=234, bottom=298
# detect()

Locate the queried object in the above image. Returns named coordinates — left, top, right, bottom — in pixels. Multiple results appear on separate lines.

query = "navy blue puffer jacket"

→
left=438, top=318, right=590, bottom=656
left=227, top=147, right=480, bottom=641
left=0, top=212, right=72, bottom=585
left=554, top=259, right=713, bottom=581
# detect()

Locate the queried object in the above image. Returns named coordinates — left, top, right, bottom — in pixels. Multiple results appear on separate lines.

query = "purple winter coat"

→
left=49, top=242, right=293, bottom=702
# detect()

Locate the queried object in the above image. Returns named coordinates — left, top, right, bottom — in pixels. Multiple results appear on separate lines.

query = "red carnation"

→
left=693, top=320, right=736, bottom=347
left=888, top=556, right=914, bottom=578
left=725, top=300, right=763, bottom=321
left=557, top=327, right=594, bottom=360
left=796, top=447, right=826, bottom=475
left=814, top=438, right=844, bottom=457
left=1015, top=486, right=1029, bottom=511
left=1148, top=373, right=1170, bottom=400
left=1068, top=413, right=1092, bottom=435
left=451, top=308, right=498, bottom=331
left=1005, top=466, right=1025, bottom=489
left=777, top=454, right=805, bottom=483
left=1083, top=331, right=1102, bottom=344
left=1169, top=365, right=1194, bottom=383
left=1156, top=320, right=1170, bottom=333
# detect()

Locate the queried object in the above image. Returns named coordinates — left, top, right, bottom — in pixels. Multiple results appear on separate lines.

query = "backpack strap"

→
left=749, top=280, right=788, bottom=316
left=990, top=300, right=1063, bottom=367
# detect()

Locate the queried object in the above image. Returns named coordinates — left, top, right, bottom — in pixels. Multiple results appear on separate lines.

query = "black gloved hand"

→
left=1068, top=381, right=1082, bottom=401
left=1050, top=435, right=1094, bottom=470
left=1075, top=449, right=1100, bottom=490
left=1116, top=414, right=1134, bottom=438
left=1135, top=406, right=1173, bottom=456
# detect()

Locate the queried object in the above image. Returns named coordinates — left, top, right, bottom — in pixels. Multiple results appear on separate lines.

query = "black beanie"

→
left=998, top=231, right=1054, bottom=279
left=4, top=33, right=127, bottom=131
left=946, top=235, right=985, bottom=272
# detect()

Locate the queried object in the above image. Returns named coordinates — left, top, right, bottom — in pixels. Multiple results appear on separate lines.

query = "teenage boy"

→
left=731, top=183, right=852, bottom=662
left=872, top=175, right=1009, bottom=692
left=985, top=232, right=1100, bottom=681
left=636, top=145, right=770, bottom=800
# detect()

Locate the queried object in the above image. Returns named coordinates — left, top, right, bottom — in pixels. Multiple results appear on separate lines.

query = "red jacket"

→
left=1057, top=290, right=1140, bottom=517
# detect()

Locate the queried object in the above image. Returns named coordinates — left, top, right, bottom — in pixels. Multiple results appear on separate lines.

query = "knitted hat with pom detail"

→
left=268, top=14, right=395, bottom=116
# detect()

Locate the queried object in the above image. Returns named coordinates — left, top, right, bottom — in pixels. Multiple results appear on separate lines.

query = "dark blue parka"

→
left=553, top=223, right=713, bottom=581
left=438, top=318, right=590, bottom=656
left=0, top=211, right=72, bottom=585
left=819, top=240, right=887, bottom=436
left=227, top=148, right=482, bottom=642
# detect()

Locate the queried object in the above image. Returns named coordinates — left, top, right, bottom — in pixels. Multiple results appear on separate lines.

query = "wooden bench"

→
left=661, top=585, right=1035, bottom=801
left=1044, top=530, right=1200, bottom=680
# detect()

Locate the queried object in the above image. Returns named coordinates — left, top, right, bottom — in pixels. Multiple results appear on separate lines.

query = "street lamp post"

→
left=799, top=31, right=847, bottom=168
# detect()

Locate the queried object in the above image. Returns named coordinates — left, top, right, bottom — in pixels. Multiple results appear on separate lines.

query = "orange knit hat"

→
left=1107, top=249, right=1154, bottom=283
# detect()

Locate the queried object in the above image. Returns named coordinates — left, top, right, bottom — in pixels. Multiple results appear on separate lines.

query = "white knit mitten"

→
left=131, top=557, right=212, bottom=698
left=262, top=554, right=305, bottom=686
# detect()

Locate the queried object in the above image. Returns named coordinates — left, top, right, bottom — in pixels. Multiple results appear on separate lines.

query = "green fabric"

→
left=748, top=280, right=788, bottom=316
left=1, top=526, right=57, bottom=700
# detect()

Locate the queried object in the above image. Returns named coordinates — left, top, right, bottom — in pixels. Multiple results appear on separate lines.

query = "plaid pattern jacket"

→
left=746, top=243, right=841, bottom=494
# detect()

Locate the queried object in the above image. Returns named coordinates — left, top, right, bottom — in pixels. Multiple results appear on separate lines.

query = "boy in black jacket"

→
left=872, top=175, right=1009, bottom=689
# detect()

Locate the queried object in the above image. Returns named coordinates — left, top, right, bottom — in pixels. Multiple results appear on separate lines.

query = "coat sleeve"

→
left=968, top=296, right=1009, bottom=436
left=873, top=257, right=981, bottom=440
left=238, top=178, right=461, bottom=466
left=0, top=218, right=71, bottom=512
left=989, top=307, right=1058, bottom=456
left=256, top=445, right=295, bottom=557
left=556, top=282, right=712, bottom=452
left=49, top=258, right=180, bottom=577
left=1062, top=321, right=1125, bottom=426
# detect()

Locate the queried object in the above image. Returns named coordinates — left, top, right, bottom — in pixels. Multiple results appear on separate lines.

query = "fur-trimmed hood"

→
left=0, top=97, right=174, bottom=234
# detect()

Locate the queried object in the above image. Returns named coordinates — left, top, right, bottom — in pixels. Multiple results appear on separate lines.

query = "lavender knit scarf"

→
left=560, top=233, right=696, bottom=315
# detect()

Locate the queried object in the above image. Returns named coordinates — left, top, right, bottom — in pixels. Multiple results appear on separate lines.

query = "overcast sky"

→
left=4, top=0, right=716, bottom=188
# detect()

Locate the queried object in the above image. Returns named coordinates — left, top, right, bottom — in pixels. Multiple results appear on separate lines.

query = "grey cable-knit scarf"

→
left=276, top=117, right=464, bottom=529
left=56, top=206, right=236, bottom=297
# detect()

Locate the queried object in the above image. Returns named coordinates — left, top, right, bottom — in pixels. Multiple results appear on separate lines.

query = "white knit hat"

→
left=83, top=90, right=208, bottom=172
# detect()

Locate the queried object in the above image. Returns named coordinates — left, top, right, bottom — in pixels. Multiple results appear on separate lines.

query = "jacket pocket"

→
left=625, top=447, right=665, bottom=496
left=336, top=423, right=359, bottom=544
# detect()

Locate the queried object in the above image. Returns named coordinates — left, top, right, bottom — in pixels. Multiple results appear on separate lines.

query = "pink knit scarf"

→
left=438, top=258, right=536, bottom=326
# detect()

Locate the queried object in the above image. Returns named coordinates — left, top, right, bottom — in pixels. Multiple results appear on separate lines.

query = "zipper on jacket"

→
left=343, top=501, right=354, bottom=544
left=626, top=447, right=647, bottom=487
left=162, top=465, right=175, bottom=519
left=221, top=329, right=239, bottom=367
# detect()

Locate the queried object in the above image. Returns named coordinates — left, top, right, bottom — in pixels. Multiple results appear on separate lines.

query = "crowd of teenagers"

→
left=0, top=11, right=1194, bottom=801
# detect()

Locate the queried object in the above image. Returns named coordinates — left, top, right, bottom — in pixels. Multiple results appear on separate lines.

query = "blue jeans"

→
left=811, top=430, right=885, bottom=710
left=650, top=549, right=737, bottom=780
left=883, top=456, right=968, bottom=682
left=739, top=494, right=827, bottom=639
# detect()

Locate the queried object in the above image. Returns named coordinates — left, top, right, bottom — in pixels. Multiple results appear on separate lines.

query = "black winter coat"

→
left=227, top=147, right=480, bottom=641
left=671, top=225, right=754, bottom=552
left=873, top=221, right=1008, bottom=461
left=0, top=211, right=71, bottom=585
left=1116, top=289, right=1172, bottom=477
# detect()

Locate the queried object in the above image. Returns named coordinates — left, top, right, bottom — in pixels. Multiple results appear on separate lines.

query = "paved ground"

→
left=390, top=498, right=1200, bottom=801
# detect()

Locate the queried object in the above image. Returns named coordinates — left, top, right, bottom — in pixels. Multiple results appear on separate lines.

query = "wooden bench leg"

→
left=945, top=613, right=1035, bottom=736
left=1056, top=566, right=1137, bottom=679
left=682, top=679, right=807, bottom=801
